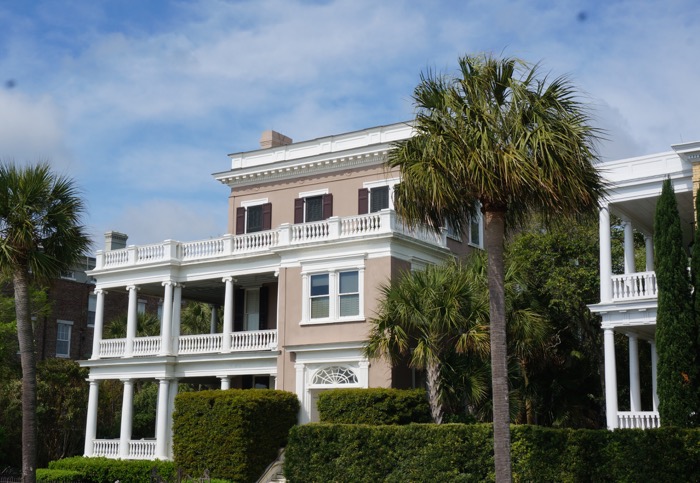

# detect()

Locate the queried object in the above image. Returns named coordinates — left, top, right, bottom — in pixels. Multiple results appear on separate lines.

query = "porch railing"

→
left=97, top=330, right=278, bottom=358
left=611, top=271, right=657, bottom=301
left=91, top=439, right=156, bottom=460
left=96, top=210, right=447, bottom=270
left=617, top=411, right=660, bottom=429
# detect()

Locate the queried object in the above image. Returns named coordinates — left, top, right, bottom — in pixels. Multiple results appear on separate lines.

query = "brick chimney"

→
left=104, top=231, right=128, bottom=251
left=260, top=130, right=292, bottom=149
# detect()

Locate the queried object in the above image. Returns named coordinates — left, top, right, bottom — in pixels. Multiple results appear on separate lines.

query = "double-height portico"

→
left=80, top=122, right=474, bottom=460
left=589, top=141, right=700, bottom=429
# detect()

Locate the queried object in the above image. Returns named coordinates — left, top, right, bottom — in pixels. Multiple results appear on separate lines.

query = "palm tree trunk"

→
left=485, top=209, right=511, bottom=482
left=425, top=360, right=443, bottom=424
left=14, top=268, right=37, bottom=483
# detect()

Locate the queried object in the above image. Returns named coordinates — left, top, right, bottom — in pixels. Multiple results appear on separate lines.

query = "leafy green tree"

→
left=104, top=311, right=161, bottom=338
left=655, top=178, right=697, bottom=426
left=364, top=260, right=489, bottom=423
left=0, top=163, right=91, bottom=483
left=388, top=54, right=604, bottom=480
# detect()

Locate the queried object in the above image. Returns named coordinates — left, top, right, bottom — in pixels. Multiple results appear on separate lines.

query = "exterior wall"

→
left=228, top=164, right=400, bottom=233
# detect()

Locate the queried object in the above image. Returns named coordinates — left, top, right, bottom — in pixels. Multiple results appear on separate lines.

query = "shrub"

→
left=36, top=468, right=87, bottom=482
left=48, top=456, right=175, bottom=483
left=317, top=388, right=431, bottom=425
left=285, top=423, right=700, bottom=482
left=173, top=389, right=298, bottom=482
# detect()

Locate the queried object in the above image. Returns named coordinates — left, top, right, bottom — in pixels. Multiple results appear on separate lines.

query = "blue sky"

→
left=1, top=0, right=699, bottom=249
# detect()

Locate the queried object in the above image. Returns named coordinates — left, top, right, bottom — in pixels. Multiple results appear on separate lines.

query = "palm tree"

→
left=0, top=163, right=90, bottom=483
left=364, top=260, right=489, bottom=423
left=388, top=54, right=604, bottom=481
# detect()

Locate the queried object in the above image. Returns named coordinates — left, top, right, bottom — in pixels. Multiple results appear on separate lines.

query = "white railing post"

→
left=127, top=245, right=137, bottom=265
left=163, top=239, right=179, bottom=262
left=327, top=216, right=341, bottom=239
left=95, top=250, right=105, bottom=269
left=223, top=234, right=234, bottom=254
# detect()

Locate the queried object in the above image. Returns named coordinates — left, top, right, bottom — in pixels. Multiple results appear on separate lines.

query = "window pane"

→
left=305, top=196, right=323, bottom=222
left=56, top=323, right=71, bottom=356
left=370, top=186, right=389, bottom=212
left=247, top=205, right=263, bottom=233
left=339, top=294, right=359, bottom=316
left=310, top=274, right=329, bottom=296
left=470, top=215, right=481, bottom=245
left=339, top=271, right=358, bottom=294
left=311, top=297, right=329, bottom=318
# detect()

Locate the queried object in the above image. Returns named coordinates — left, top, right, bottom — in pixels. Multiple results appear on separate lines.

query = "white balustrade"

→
left=136, top=243, right=166, bottom=263
left=340, top=213, right=383, bottom=236
left=618, top=411, right=660, bottom=429
left=129, top=440, right=157, bottom=459
left=132, top=336, right=161, bottom=356
left=230, top=329, right=278, bottom=351
left=99, top=338, right=126, bottom=358
left=92, top=439, right=120, bottom=458
left=232, top=231, right=278, bottom=252
left=181, top=238, right=225, bottom=260
left=611, top=271, right=657, bottom=301
left=178, top=333, right=223, bottom=354
left=103, top=249, right=129, bottom=267
left=291, top=221, right=329, bottom=242
left=94, top=212, right=446, bottom=269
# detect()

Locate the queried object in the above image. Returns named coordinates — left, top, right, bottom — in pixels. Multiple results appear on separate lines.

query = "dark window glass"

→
left=305, top=196, right=324, bottom=222
left=247, top=205, right=263, bottom=233
left=370, top=186, right=390, bottom=213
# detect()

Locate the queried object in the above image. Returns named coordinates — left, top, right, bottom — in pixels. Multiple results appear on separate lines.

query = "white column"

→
left=83, top=379, right=99, bottom=456
left=125, top=286, right=139, bottom=357
left=645, top=235, right=654, bottom=271
left=155, top=378, right=171, bottom=459
left=622, top=219, right=635, bottom=274
left=166, top=378, right=179, bottom=459
left=604, top=329, right=619, bottom=429
left=119, top=379, right=135, bottom=458
left=172, top=284, right=182, bottom=348
left=222, top=277, right=234, bottom=352
left=358, top=360, right=370, bottom=388
left=160, top=281, right=174, bottom=356
left=651, top=340, right=659, bottom=412
left=219, top=376, right=231, bottom=390
left=599, top=205, right=613, bottom=303
left=628, top=334, right=641, bottom=412
left=90, top=289, right=106, bottom=360
left=295, top=363, right=307, bottom=423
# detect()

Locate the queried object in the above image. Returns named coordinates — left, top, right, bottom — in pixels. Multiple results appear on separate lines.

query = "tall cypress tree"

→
left=654, top=178, right=697, bottom=427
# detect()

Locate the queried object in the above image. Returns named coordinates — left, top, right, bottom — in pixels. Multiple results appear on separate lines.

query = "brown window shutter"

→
left=294, top=198, right=304, bottom=224
left=322, top=193, right=333, bottom=219
left=262, top=203, right=272, bottom=230
left=235, top=207, right=246, bottom=235
left=358, top=188, right=369, bottom=215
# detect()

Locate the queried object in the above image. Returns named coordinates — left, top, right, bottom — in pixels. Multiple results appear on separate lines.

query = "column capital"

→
left=222, top=276, right=237, bottom=283
left=93, top=288, right=107, bottom=295
left=126, top=285, right=140, bottom=292
left=358, top=360, right=370, bottom=369
left=162, top=280, right=175, bottom=288
left=120, top=377, right=135, bottom=384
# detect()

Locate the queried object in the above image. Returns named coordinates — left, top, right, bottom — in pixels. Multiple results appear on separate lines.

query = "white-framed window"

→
left=56, top=320, right=73, bottom=357
left=237, top=198, right=272, bottom=234
left=87, top=293, right=97, bottom=327
left=60, top=270, right=75, bottom=280
left=295, top=189, right=332, bottom=223
left=359, top=178, right=400, bottom=214
left=302, top=259, right=364, bottom=324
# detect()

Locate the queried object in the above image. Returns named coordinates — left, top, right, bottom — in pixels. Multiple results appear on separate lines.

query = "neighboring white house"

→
left=79, top=122, right=480, bottom=461
left=588, top=140, right=700, bottom=430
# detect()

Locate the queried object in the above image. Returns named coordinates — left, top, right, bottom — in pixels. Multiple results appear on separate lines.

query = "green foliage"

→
left=36, top=359, right=89, bottom=466
left=173, top=389, right=299, bottom=482
left=36, top=468, right=87, bottom=482
left=654, top=179, right=698, bottom=427
left=285, top=423, right=700, bottom=482
left=317, top=388, right=431, bottom=425
left=104, top=311, right=161, bottom=338
left=48, top=456, right=176, bottom=483
left=132, top=381, right=158, bottom=439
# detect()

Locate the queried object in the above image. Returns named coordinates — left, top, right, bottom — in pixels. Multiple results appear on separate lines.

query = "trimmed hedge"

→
left=36, top=469, right=87, bottom=482
left=317, top=388, right=431, bottom=425
left=173, top=389, right=299, bottom=482
left=48, top=456, right=175, bottom=482
left=285, top=424, right=700, bottom=482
